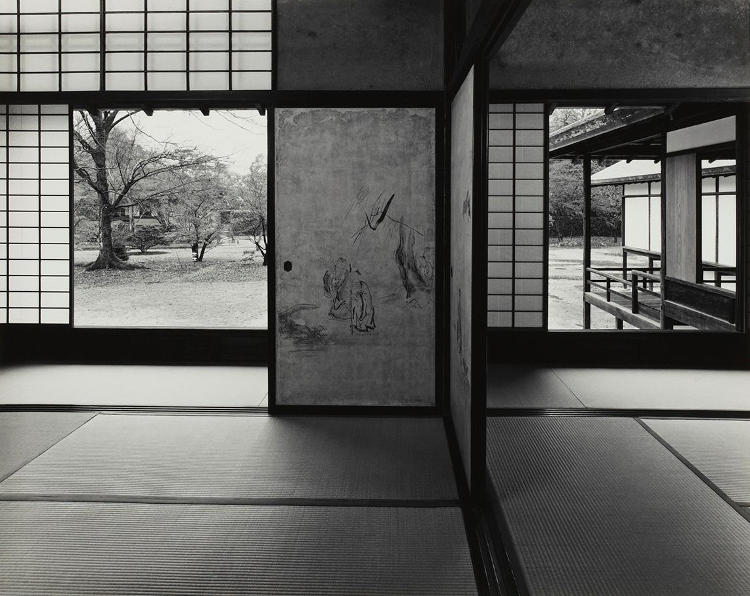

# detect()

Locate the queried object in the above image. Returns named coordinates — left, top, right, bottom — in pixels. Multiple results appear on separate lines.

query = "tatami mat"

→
left=0, top=414, right=457, bottom=501
left=0, top=502, right=477, bottom=595
left=643, top=418, right=750, bottom=505
left=0, top=365, right=267, bottom=408
left=553, top=368, right=750, bottom=410
left=0, top=412, right=95, bottom=481
left=487, top=365, right=582, bottom=408
left=487, top=416, right=750, bottom=595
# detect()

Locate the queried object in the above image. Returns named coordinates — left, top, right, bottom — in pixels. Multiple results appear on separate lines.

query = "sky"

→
left=115, top=109, right=267, bottom=174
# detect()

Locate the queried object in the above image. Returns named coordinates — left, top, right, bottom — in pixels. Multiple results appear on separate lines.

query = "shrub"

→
left=126, top=227, right=166, bottom=254
left=74, top=220, right=100, bottom=246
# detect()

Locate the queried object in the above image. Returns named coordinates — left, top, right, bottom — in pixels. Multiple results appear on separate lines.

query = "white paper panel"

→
left=189, top=32, right=228, bottom=51
left=1, top=2, right=272, bottom=91
left=189, top=71, right=227, bottom=90
left=649, top=193, right=661, bottom=252
left=624, top=195, right=649, bottom=251
left=718, top=194, right=736, bottom=267
left=487, top=103, right=545, bottom=327
left=720, top=175, right=736, bottom=193
left=41, top=308, right=69, bottom=323
left=701, top=196, right=717, bottom=262
left=9, top=308, right=39, bottom=323
left=1, top=103, right=71, bottom=325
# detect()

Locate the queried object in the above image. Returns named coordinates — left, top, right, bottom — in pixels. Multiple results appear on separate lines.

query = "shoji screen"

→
left=450, top=68, right=474, bottom=485
left=487, top=103, right=545, bottom=328
left=623, top=181, right=661, bottom=253
left=701, top=173, right=736, bottom=268
left=0, top=0, right=272, bottom=92
left=1, top=104, right=70, bottom=324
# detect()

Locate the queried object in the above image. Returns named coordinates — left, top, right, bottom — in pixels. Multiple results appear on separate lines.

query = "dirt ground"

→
left=74, top=239, right=267, bottom=329
left=548, top=244, right=649, bottom=330
left=75, top=237, right=644, bottom=331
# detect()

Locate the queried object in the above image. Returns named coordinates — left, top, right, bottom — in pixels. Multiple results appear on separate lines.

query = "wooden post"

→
left=648, top=256, right=654, bottom=290
left=659, top=140, right=668, bottom=329
left=631, top=272, right=639, bottom=314
left=623, top=250, right=628, bottom=289
left=583, top=155, right=592, bottom=329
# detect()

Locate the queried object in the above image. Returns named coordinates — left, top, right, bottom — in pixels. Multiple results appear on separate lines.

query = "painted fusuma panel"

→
left=275, top=108, right=436, bottom=405
left=450, top=69, right=474, bottom=482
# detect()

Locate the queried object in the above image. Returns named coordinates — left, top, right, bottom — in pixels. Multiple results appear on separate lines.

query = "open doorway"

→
left=72, top=108, right=268, bottom=330
left=546, top=104, right=740, bottom=332
left=546, top=107, right=618, bottom=330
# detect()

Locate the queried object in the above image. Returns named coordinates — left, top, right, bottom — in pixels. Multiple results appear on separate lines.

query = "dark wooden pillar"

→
left=583, top=155, right=592, bottom=329
left=659, top=138, right=671, bottom=329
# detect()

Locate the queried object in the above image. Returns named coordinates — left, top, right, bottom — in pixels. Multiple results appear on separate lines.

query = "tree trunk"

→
left=259, top=219, right=267, bottom=266
left=253, top=239, right=267, bottom=266
left=86, top=204, right=133, bottom=270
left=82, top=112, right=135, bottom=271
left=196, top=240, right=208, bottom=262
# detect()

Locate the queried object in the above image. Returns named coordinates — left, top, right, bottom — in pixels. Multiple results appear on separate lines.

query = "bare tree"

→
left=72, top=109, right=210, bottom=270
left=232, top=156, right=268, bottom=265
left=173, top=159, right=232, bottom=262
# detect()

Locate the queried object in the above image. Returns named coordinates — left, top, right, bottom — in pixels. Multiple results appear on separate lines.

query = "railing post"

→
left=631, top=272, right=639, bottom=314
left=583, top=156, right=592, bottom=330
left=583, top=267, right=591, bottom=329
left=648, top=256, right=654, bottom=290
left=606, top=277, right=611, bottom=301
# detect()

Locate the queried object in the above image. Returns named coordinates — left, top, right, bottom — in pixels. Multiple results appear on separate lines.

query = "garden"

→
left=72, top=108, right=268, bottom=328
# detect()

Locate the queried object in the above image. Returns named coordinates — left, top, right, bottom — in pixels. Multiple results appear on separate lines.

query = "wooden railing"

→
left=663, top=276, right=737, bottom=331
left=698, top=261, right=737, bottom=289
left=622, top=246, right=660, bottom=289
left=584, top=267, right=662, bottom=329
left=621, top=246, right=737, bottom=289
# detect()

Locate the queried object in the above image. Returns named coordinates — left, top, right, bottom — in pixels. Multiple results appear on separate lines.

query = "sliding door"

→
left=274, top=108, right=436, bottom=406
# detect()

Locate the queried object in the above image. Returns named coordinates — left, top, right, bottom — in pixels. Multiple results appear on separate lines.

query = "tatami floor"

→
left=488, top=365, right=750, bottom=410
left=0, top=411, right=478, bottom=594
left=0, top=365, right=268, bottom=408
left=486, top=364, right=750, bottom=593
left=486, top=414, right=750, bottom=594
left=5, top=363, right=749, bottom=411
left=3, top=364, right=750, bottom=594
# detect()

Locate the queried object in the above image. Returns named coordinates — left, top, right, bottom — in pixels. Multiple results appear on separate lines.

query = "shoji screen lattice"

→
left=0, top=0, right=272, bottom=92
left=623, top=181, right=661, bottom=254
left=700, top=173, right=736, bottom=268
left=487, top=103, right=545, bottom=328
left=1, top=104, right=70, bottom=324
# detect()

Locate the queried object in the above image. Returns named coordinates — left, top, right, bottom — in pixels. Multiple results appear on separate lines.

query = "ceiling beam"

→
left=446, top=0, right=532, bottom=96
left=549, top=103, right=738, bottom=158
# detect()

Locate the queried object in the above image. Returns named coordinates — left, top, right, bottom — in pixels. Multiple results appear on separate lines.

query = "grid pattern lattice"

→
left=487, top=103, right=545, bottom=328
left=1, top=103, right=70, bottom=324
left=701, top=174, right=736, bottom=268
left=0, top=0, right=272, bottom=92
left=623, top=181, right=661, bottom=254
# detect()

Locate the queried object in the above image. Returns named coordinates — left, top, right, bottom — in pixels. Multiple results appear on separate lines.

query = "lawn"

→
left=74, top=238, right=267, bottom=329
